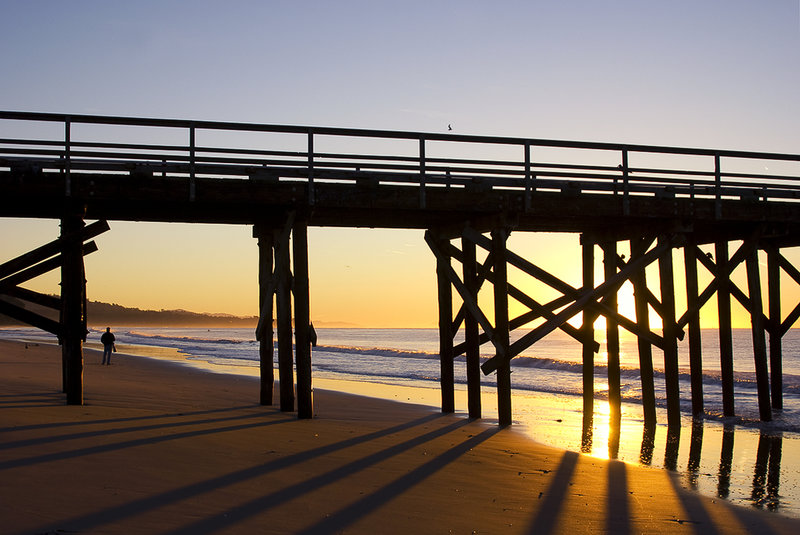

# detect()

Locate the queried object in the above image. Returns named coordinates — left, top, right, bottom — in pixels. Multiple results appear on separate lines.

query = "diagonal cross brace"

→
left=677, top=237, right=764, bottom=330
left=775, top=253, right=800, bottom=335
left=0, top=220, right=109, bottom=280
left=424, top=230, right=501, bottom=359
left=452, top=242, right=601, bottom=351
left=0, top=299, right=61, bottom=335
left=0, top=242, right=98, bottom=293
left=463, top=226, right=665, bottom=347
left=481, top=236, right=672, bottom=375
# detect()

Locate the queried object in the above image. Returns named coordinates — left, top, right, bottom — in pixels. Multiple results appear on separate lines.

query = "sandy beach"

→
left=2, top=340, right=799, bottom=534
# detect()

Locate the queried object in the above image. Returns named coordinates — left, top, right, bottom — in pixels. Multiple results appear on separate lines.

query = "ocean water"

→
left=3, top=326, right=800, bottom=518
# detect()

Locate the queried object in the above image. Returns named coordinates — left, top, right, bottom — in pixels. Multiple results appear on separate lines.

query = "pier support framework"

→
left=0, top=216, right=109, bottom=405
left=253, top=211, right=314, bottom=419
left=428, top=222, right=799, bottom=428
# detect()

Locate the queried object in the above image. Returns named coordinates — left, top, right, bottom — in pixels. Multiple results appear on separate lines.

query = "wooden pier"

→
left=1, top=110, right=799, bottom=428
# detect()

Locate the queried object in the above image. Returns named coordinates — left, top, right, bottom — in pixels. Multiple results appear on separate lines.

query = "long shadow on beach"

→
left=0, top=410, right=293, bottom=470
left=164, top=417, right=495, bottom=535
left=0, top=404, right=270, bottom=452
left=20, top=412, right=447, bottom=535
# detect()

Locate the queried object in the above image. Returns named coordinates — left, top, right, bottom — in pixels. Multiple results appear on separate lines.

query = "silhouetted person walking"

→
left=101, top=327, right=116, bottom=365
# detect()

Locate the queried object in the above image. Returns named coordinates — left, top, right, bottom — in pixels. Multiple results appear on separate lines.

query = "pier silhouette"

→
left=1, top=110, right=799, bottom=430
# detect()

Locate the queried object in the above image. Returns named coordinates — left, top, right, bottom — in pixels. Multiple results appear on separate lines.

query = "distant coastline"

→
left=0, top=296, right=358, bottom=329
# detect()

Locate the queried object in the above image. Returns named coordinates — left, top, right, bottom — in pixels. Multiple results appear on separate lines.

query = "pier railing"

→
left=2, top=110, right=800, bottom=210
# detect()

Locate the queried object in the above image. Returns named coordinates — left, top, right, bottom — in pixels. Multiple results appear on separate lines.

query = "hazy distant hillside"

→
left=0, top=297, right=358, bottom=328
left=0, top=297, right=259, bottom=328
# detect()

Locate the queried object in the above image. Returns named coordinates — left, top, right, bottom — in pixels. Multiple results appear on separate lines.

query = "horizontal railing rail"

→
left=2, top=110, right=800, bottom=210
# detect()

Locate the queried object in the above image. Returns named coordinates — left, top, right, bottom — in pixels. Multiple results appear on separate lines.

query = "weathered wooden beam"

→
left=0, top=242, right=98, bottom=293
left=0, top=219, right=108, bottom=280
left=453, top=306, right=557, bottom=356
left=462, top=235, right=481, bottom=419
left=581, top=239, right=596, bottom=421
left=658, top=238, right=681, bottom=430
left=679, top=238, right=759, bottom=330
left=767, top=246, right=783, bottom=409
left=293, top=218, right=313, bottom=419
left=0, top=298, right=61, bottom=335
left=0, top=286, right=61, bottom=309
left=492, top=228, right=512, bottom=426
left=254, top=225, right=275, bottom=406
left=630, top=236, right=656, bottom=429
left=684, top=242, right=704, bottom=417
left=450, top=250, right=493, bottom=334
left=458, top=245, right=601, bottom=350
left=61, top=213, right=86, bottom=406
left=482, top=235, right=671, bottom=375
left=463, top=227, right=665, bottom=346
left=275, top=225, right=294, bottom=412
left=602, top=242, right=621, bottom=420
left=716, top=240, right=735, bottom=417
left=777, top=252, right=800, bottom=287
left=425, top=231, right=499, bottom=354
left=745, top=250, right=772, bottom=421
left=435, top=234, right=455, bottom=414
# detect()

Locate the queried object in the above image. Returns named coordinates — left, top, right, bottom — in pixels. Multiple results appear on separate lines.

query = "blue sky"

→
left=1, top=1, right=798, bottom=325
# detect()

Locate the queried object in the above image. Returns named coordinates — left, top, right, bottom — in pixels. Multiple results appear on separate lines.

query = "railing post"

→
left=308, top=131, right=315, bottom=205
left=714, top=152, right=722, bottom=219
left=419, top=136, right=426, bottom=209
left=621, top=148, right=630, bottom=215
left=64, top=118, right=71, bottom=196
left=523, top=143, right=533, bottom=211
left=189, top=124, right=196, bottom=202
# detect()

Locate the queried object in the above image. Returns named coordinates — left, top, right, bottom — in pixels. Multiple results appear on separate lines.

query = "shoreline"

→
left=8, top=330, right=800, bottom=519
left=2, top=339, right=800, bottom=533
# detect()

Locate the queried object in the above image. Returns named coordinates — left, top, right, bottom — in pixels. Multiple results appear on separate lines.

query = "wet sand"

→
left=2, top=339, right=799, bottom=534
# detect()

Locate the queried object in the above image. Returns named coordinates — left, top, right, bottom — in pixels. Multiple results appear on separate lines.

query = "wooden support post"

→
left=492, top=229, right=512, bottom=426
left=684, top=242, right=704, bottom=417
left=767, top=247, right=782, bottom=410
left=602, top=242, right=621, bottom=422
left=581, top=237, right=595, bottom=421
left=275, top=227, right=294, bottom=412
left=254, top=225, right=275, bottom=406
left=746, top=249, right=772, bottom=421
left=658, top=237, right=681, bottom=430
left=631, top=237, right=656, bottom=429
left=462, top=235, right=481, bottom=418
left=61, top=212, right=86, bottom=405
left=292, top=219, right=313, bottom=419
left=716, top=241, right=735, bottom=417
left=436, top=234, right=455, bottom=414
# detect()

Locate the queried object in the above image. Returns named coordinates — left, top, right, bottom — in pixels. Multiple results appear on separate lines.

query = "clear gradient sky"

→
left=1, top=1, right=799, bottom=327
